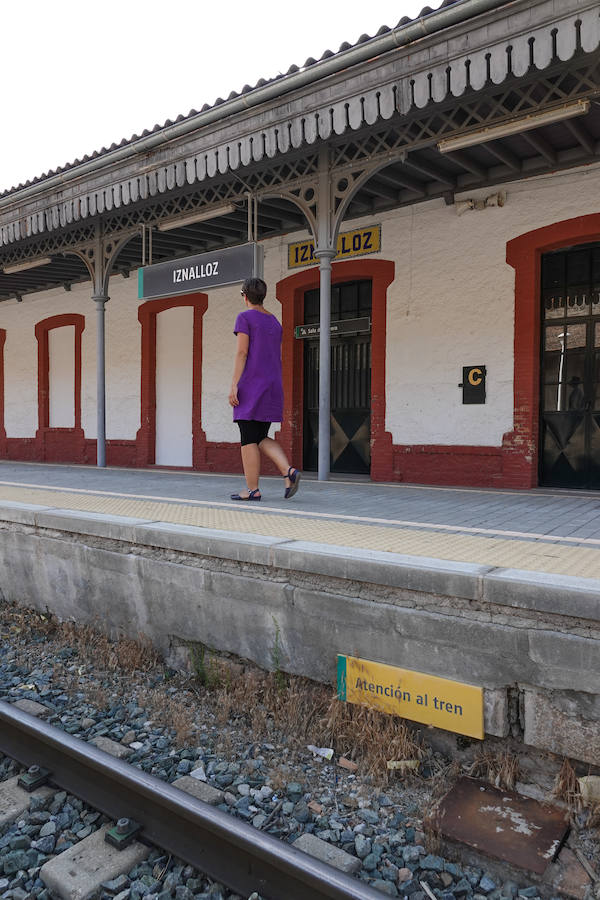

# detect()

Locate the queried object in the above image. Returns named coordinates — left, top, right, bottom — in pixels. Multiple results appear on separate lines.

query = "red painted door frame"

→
left=137, top=293, right=208, bottom=467
left=505, top=213, right=600, bottom=488
left=275, top=258, right=395, bottom=480
left=35, top=314, right=85, bottom=462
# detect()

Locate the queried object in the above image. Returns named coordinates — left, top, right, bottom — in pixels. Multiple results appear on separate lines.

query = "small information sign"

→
left=337, top=654, right=484, bottom=739
left=288, top=225, right=381, bottom=269
left=294, top=316, right=371, bottom=339
left=461, top=366, right=487, bottom=404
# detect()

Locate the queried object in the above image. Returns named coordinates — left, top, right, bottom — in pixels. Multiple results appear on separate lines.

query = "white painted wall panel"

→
left=48, top=326, right=75, bottom=428
left=155, top=305, right=194, bottom=466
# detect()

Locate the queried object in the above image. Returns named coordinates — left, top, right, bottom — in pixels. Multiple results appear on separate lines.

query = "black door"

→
left=303, top=280, right=372, bottom=474
left=540, top=243, right=600, bottom=488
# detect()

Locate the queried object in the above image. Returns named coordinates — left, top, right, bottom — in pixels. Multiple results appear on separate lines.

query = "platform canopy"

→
left=0, top=0, right=598, bottom=299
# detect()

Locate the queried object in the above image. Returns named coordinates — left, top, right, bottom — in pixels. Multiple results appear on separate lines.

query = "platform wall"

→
left=0, top=504, right=598, bottom=766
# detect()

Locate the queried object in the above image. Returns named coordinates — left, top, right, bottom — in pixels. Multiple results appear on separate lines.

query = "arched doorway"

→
left=276, top=258, right=394, bottom=480
left=506, top=213, right=600, bottom=489
left=540, top=242, right=600, bottom=487
left=137, top=293, right=208, bottom=468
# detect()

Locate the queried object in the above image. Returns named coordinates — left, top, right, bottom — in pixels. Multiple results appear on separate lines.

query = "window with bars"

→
left=303, top=280, right=372, bottom=324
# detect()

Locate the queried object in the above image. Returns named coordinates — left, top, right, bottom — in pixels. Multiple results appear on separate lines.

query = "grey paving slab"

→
left=0, top=460, right=599, bottom=544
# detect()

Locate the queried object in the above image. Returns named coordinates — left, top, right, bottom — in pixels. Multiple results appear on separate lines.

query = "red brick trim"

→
left=137, top=294, right=208, bottom=467
left=393, top=444, right=503, bottom=487
left=505, top=213, right=600, bottom=488
left=84, top=439, right=138, bottom=467
left=34, top=314, right=85, bottom=462
left=275, top=258, right=395, bottom=478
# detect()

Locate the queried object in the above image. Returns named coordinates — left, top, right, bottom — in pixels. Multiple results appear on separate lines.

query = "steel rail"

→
left=0, top=700, right=384, bottom=900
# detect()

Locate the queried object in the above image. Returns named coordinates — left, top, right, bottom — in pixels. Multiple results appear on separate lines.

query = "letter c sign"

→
left=461, top=365, right=486, bottom=404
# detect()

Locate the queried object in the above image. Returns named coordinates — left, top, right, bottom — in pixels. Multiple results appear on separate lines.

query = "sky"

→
left=1, top=0, right=430, bottom=193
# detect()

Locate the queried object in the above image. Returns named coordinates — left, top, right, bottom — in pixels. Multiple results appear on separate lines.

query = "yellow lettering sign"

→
left=288, top=225, right=381, bottom=269
left=337, top=654, right=484, bottom=739
left=468, top=368, right=483, bottom=386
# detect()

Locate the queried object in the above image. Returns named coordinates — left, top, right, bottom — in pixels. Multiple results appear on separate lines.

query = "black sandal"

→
left=230, top=489, right=261, bottom=501
left=284, top=468, right=301, bottom=499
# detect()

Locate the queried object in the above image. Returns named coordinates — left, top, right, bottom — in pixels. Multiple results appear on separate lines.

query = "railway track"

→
left=0, top=699, right=386, bottom=900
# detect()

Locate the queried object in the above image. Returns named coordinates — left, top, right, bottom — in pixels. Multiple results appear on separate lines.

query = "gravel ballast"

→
left=0, top=605, right=598, bottom=900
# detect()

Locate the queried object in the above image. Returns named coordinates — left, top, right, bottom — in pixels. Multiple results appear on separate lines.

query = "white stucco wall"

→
left=0, top=275, right=141, bottom=441
left=379, top=163, right=600, bottom=445
left=103, top=276, right=142, bottom=441
left=1, top=162, right=599, bottom=453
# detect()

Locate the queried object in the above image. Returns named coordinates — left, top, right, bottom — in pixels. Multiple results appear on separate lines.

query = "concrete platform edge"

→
left=0, top=502, right=598, bottom=617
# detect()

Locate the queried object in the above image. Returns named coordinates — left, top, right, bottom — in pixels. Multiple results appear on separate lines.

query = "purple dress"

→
left=233, top=309, right=284, bottom=422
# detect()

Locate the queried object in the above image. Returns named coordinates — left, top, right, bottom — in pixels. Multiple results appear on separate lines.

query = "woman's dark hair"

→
left=242, top=277, right=267, bottom=305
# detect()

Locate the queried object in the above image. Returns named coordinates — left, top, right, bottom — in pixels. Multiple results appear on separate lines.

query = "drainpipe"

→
left=0, top=0, right=512, bottom=210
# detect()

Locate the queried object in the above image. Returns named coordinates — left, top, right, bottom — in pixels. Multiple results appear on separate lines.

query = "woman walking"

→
left=229, top=277, right=301, bottom=501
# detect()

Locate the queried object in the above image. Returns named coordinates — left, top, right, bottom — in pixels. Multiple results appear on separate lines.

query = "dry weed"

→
left=424, top=823, right=442, bottom=855
left=85, top=681, right=109, bottom=711
left=0, top=602, right=56, bottom=640
left=553, top=757, right=582, bottom=810
left=209, top=667, right=331, bottom=744
left=136, top=686, right=195, bottom=747
left=266, top=767, right=290, bottom=794
left=587, top=803, right=600, bottom=828
left=321, top=697, right=426, bottom=781
left=207, top=667, right=427, bottom=782
left=54, top=621, right=160, bottom=673
left=466, top=749, right=520, bottom=790
left=5, top=606, right=433, bottom=781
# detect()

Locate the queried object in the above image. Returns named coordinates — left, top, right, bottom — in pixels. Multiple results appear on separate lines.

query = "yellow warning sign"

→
left=337, top=654, right=484, bottom=739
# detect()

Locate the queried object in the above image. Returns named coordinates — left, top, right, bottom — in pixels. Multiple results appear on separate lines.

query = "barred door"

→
left=540, top=243, right=600, bottom=488
left=303, top=280, right=372, bottom=474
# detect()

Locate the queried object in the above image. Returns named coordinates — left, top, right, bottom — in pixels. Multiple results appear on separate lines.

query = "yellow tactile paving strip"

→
left=1, top=483, right=599, bottom=579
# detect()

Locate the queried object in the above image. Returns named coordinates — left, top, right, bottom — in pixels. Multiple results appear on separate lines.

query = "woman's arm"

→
left=229, top=331, right=250, bottom=406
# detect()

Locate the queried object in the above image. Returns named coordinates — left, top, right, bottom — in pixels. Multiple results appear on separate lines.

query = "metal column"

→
left=314, top=145, right=336, bottom=482
left=93, top=292, right=108, bottom=467
left=314, top=249, right=336, bottom=480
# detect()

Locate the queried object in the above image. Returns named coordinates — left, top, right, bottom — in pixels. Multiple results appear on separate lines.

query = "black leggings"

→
left=237, top=420, right=271, bottom=446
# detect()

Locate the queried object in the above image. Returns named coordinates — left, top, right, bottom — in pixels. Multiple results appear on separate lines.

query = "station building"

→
left=0, top=0, right=599, bottom=489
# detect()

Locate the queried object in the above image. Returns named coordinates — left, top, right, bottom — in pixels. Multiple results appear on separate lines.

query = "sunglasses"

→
left=240, top=290, right=246, bottom=296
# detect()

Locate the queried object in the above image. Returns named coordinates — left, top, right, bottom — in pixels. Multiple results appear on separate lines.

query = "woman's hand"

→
left=229, top=383, right=239, bottom=407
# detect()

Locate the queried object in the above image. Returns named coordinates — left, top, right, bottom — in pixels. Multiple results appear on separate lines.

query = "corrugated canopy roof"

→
left=0, top=0, right=476, bottom=199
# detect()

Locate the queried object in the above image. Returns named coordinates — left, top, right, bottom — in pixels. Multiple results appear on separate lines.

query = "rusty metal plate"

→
left=432, top=777, right=569, bottom=875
